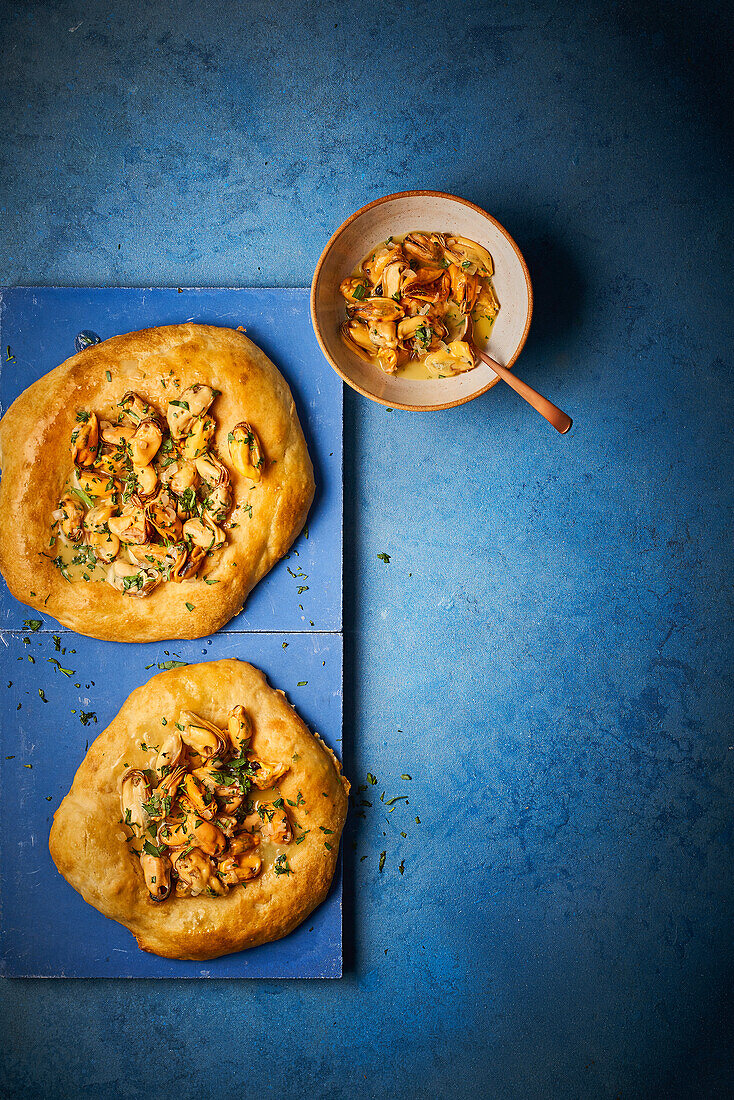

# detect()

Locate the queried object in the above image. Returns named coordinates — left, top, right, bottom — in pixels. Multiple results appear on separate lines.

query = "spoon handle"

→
left=476, top=349, right=573, bottom=435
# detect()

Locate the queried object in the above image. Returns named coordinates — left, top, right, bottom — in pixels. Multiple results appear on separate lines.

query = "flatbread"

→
left=0, top=324, right=314, bottom=640
left=49, top=659, right=349, bottom=960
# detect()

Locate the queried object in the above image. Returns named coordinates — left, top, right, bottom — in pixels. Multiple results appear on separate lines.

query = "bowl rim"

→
left=310, top=189, right=534, bottom=411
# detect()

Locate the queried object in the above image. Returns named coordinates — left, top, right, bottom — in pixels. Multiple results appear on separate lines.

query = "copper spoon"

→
left=465, top=321, right=572, bottom=434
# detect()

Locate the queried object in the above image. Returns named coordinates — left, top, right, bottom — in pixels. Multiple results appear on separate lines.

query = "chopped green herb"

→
left=379, top=851, right=386, bottom=872
left=324, top=842, right=333, bottom=851
left=204, top=577, right=219, bottom=585
left=158, top=660, right=187, bottom=670
left=377, top=553, right=391, bottom=563
left=297, top=681, right=308, bottom=687
left=367, top=773, right=377, bottom=785
left=185, top=602, right=195, bottom=612
left=23, top=620, right=43, bottom=632
left=273, top=854, right=292, bottom=876
left=105, top=370, right=112, bottom=381
left=47, top=658, right=74, bottom=676
left=38, top=689, right=48, bottom=702
left=384, top=796, right=408, bottom=806
left=70, top=486, right=96, bottom=510
left=399, top=860, right=405, bottom=874
left=79, top=711, right=97, bottom=726
left=143, top=840, right=165, bottom=858
left=401, top=774, right=412, bottom=781
left=319, top=826, right=333, bottom=834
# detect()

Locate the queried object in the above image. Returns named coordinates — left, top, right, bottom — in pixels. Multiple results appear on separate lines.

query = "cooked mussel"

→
left=227, top=422, right=264, bottom=482
left=216, top=852, right=262, bottom=885
left=53, top=494, right=85, bottom=544
left=182, top=514, right=226, bottom=552
left=172, top=847, right=227, bottom=896
left=227, top=705, right=252, bottom=756
left=180, top=772, right=217, bottom=821
left=180, top=415, right=216, bottom=462
left=248, top=758, right=290, bottom=790
left=106, top=560, right=160, bottom=596
left=261, top=806, right=293, bottom=844
left=85, top=528, right=120, bottom=564
left=169, top=544, right=206, bottom=581
left=139, top=851, right=172, bottom=901
left=178, top=711, right=226, bottom=762
left=347, top=297, right=404, bottom=323
left=146, top=490, right=183, bottom=544
left=402, top=231, right=443, bottom=264
left=108, top=502, right=149, bottom=544
left=155, top=730, right=186, bottom=777
left=118, top=392, right=158, bottom=426
left=71, top=412, right=99, bottom=467
left=129, top=419, right=163, bottom=469
left=120, top=769, right=151, bottom=836
left=166, top=385, right=218, bottom=438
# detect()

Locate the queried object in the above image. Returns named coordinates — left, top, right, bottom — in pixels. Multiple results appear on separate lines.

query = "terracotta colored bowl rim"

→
left=310, top=189, right=534, bottom=411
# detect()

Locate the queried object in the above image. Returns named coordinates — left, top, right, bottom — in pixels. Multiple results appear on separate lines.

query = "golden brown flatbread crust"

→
left=0, top=324, right=314, bottom=641
left=49, top=659, right=349, bottom=960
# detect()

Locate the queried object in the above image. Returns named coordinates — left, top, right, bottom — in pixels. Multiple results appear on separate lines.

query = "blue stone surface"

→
left=0, top=0, right=732, bottom=1097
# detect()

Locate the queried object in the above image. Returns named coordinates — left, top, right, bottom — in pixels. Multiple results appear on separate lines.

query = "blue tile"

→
left=0, top=631, right=343, bottom=978
left=0, top=287, right=342, bottom=634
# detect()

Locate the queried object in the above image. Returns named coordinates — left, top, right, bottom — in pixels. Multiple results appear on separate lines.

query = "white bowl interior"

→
left=312, top=194, right=531, bottom=409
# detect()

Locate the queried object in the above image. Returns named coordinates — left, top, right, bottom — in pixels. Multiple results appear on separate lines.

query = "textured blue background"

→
left=1, top=0, right=733, bottom=1097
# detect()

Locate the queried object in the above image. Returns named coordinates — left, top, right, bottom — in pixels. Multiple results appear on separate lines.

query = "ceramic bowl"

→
left=310, top=190, right=533, bottom=411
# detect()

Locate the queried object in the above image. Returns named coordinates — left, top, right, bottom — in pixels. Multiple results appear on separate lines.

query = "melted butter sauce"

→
left=352, top=234, right=499, bottom=381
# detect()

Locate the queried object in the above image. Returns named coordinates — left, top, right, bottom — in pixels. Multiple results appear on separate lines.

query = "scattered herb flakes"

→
left=48, top=658, right=74, bottom=677
left=27, top=655, right=35, bottom=664
left=379, top=851, right=386, bottom=872
left=161, top=717, right=168, bottom=725
left=367, top=773, right=377, bottom=785
left=53, top=636, right=61, bottom=651
left=46, top=796, right=52, bottom=802
left=415, top=816, right=421, bottom=824
left=377, top=553, right=391, bottom=563
left=400, top=831, right=407, bottom=838
left=297, top=681, right=308, bottom=687
left=203, top=576, right=219, bottom=585
left=303, top=524, right=309, bottom=539
left=158, top=660, right=187, bottom=670
left=401, top=774, right=412, bottom=781
left=384, top=796, right=409, bottom=806
left=79, top=711, right=97, bottom=726
left=297, top=585, right=309, bottom=595
left=282, top=642, right=289, bottom=649
left=6, top=346, right=15, bottom=362
left=185, top=602, right=195, bottom=612
left=24, top=763, right=33, bottom=769
left=23, top=620, right=43, bottom=632
left=319, top=826, right=334, bottom=834
left=324, top=842, right=333, bottom=851
left=143, top=840, right=165, bottom=858
left=105, top=370, right=112, bottom=382
left=399, top=860, right=405, bottom=875
left=273, top=854, right=292, bottom=876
